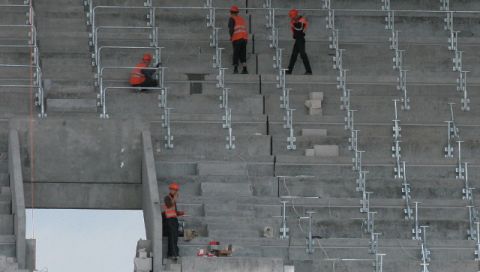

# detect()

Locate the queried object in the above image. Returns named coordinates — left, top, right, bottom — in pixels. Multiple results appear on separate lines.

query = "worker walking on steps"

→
left=287, top=9, right=313, bottom=75
left=228, top=5, right=249, bottom=74
left=163, top=182, right=185, bottom=260
left=129, top=53, right=161, bottom=90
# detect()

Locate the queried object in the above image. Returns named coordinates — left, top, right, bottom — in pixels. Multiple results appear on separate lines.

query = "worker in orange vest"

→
left=163, top=182, right=185, bottom=260
left=287, top=9, right=312, bottom=75
left=228, top=5, right=249, bottom=74
left=129, top=53, right=160, bottom=90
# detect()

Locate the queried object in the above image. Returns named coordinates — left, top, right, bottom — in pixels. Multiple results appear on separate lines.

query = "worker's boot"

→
left=241, top=67, right=248, bottom=74
left=233, top=66, right=239, bottom=74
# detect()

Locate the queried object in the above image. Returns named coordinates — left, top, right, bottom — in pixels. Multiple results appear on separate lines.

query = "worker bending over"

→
left=287, top=9, right=313, bottom=75
left=228, top=5, right=249, bottom=74
left=163, top=182, right=185, bottom=260
left=129, top=53, right=161, bottom=90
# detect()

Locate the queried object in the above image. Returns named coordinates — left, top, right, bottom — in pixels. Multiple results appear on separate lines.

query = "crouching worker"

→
left=129, top=53, right=161, bottom=91
left=162, top=182, right=185, bottom=261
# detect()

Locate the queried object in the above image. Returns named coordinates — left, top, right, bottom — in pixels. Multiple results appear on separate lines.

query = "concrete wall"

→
left=8, top=129, right=27, bottom=270
left=141, top=130, right=163, bottom=272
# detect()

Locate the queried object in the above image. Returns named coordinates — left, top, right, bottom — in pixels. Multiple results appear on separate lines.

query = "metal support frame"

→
left=420, top=226, right=431, bottom=272
left=273, top=48, right=283, bottom=70
left=322, top=0, right=331, bottom=10
left=280, top=200, right=289, bottom=240
left=329, top=28, right=339, bottom=50
left=285, top=108, right=297, bottom=150
left=463, top=163, right=474, bottom=201
left=456, top=141, right=465, bottom=179
left=340, top=88, right=351, bottom=111
left=392, top=100, right=401, bottom=141
left=453, top=50, right=463, bottom=72
left=349, top=129, right=358, bottom=152
left=326, top=9, right=335, bottom=30
left=277, top=68, right=287, bottom=89
left=162, top=107, right=174, bottom=149
left=219, top=87, right=230, bottom=110
left=444, top=121, right=455, bottom=157
left=210, top=27, right=220, bottom=48
left=222, top=104, right=232, bottom=129
left=389, top=29, right=398, bottom=50
left=333, top=48, right=344, bottom=70
left=444, top=11, right=453, bottom=32
left=364, top=211, right=377, bottom=234
left=467, top=205, right=479, bottom=241
left=263, top=0, right=273, bottom=28
left=396, top=69, right=407, bottom=92
left=158, top=86, right=168, bottom=109
left=300, top=211, right=316, bottom=254
left=213, top=47, right=224, bottom=68
left=475, top=222, right=480, bottom=260
left=205, top=4, right=215, bottom=28
left=226, top=123, right=236, bottom=150
left=337, top=68, right=347, bottom=91
left=393, top=140, right=403, bottom=179
left=345, top=109, right=356, bottom=131
left=412, top=202, right=422, bottom=240
left=280, top=87, right=291, bottom=109
left=381, top=0, right=391, bottom=11
left=401, top=161, right=413, bottom=220
left=353, top=150, right=364, bottom=172
left=216, top=67, right=226, bottom=88
left=393, top=49, right=404, bottom=70
left=385, top=11, right=394, bottom=30
left=440, top=0, right=450, bottom=11
left=374, top=253, right=386, bottom=272
left=448, top=29, right=459, bottom=51
left=360, top=191, right=372, bottom=213
left=270, top=27, right=279, bottom=49
left=356, top=170, right=368, bottom=193
left=369, top=232, right=380, bottom=255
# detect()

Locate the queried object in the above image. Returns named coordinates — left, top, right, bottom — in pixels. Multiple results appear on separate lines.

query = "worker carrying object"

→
left=287, top=9, right=312, bottom=75
left=228, top=5, right=249, bottom=74
left=162, top=182, right=185, bottom=260
left=129, top=53, right=161, bottom=90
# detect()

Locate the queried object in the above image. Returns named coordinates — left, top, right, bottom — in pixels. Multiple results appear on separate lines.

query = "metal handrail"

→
left=100, top=86, right=165, bottom=118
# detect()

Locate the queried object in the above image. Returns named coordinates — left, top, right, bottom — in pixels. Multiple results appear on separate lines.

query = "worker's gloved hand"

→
left=177, top=211, right=185, bottom=216
left=155, top=62, right=162, bottom=68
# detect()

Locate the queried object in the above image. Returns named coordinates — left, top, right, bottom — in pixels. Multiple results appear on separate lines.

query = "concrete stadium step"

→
left=0, top=215, right=13, bottom=235
left=180, top=256, right=284, bottom=272
left=0, top=174, right=8, bottom=187
left=0, top=235, right=15, bottom=258
left=152, top=134, right=271, bottom=158
left=46, top=98, right=98, bottom=113
left=40, top=53, right=93, bottom=81
left=155, top=157, right=275, bottom=177
left=200, top=182, right=253, bottom=197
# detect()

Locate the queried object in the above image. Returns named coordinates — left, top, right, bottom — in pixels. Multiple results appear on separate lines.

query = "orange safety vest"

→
left=290, top=17, right=309, bottom=33
left=163, top=194, right=178, bottom=219
left=129, top=62, right=147, bottom=85
left=231, top=15, right=248, bottom=42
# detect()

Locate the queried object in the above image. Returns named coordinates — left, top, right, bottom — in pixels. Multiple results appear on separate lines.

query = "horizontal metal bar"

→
left=91, top=5, right=480, bottom=14
left=104, top=86, right=164, bottom=90
left=0, top=64, right=37, bottom=68
left=0, top=4, right=30, bottom=8
left=0, top=85, right=40, bottom=88
left=101, top=66, right=161, bottom=71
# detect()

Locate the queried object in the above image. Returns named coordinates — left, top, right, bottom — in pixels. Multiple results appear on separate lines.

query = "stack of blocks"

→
left=304, top=92, right=324, bottom=115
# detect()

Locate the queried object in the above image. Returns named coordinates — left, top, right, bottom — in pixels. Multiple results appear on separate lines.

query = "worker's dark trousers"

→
left=165, top=218, right=179, bottom=257
left=132, top=76, right=158, bottom=91
left=232, top=39, right=247, bottom=67
left=288, top=38, right=312, bottom=73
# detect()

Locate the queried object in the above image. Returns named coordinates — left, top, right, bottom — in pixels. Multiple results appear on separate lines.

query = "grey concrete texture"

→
left=181, top=256, right=284, bottom=272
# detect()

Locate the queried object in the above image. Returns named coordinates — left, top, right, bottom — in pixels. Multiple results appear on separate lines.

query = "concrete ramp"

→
left=181, top=256, right=285, bottom=272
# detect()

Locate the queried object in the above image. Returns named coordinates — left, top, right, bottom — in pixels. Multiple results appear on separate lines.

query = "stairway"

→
left=34, top=0, right=97, bottom=115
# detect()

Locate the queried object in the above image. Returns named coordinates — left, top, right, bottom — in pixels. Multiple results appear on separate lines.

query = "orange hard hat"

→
left=289, top=9, right=299, bottom=19
left=169, top=182, right=180, bottom=191
left=143, top=53, right=152, bottom=62
left=230, top=5, right=239, bottom=13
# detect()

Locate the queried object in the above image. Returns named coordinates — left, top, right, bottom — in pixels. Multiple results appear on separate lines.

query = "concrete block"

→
left=47, top=98, right=97, bottom=112
left=301, top=129, right=327, bottom=136
left=197, top=162, right=247, bottom=176
left=309, top=92, right=324, bottom=100
left=304, top=100, right=322, bottom=109
left=134, top=256, right=152, bottom=272
left=305, top=149, right=315, bottom=157
left=313, top=145, right=339, bottom=157
left=284, top=265, right=295, bottom=272
left=308, top=108, right=323, bottom=116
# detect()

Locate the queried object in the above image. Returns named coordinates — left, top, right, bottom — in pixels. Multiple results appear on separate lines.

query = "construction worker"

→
left=228, top=5, right=249, bottom=74
left=163, top=182, right=185, bottom=260
left=129, top=53, right=160, bottom=90
left=287, top=9, right=313, bottom=75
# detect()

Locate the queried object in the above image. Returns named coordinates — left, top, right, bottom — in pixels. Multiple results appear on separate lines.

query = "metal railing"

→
left=0, top=4, right=45, bottom=117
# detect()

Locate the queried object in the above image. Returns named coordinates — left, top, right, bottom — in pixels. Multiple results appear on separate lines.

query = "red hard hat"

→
left=289, top=9, right=299, bottom=19
left=230, top=5, right=239, bottom=13
left=169, top=182, right=180, bottom=191
left=143, top=53, right=152, bottom=62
